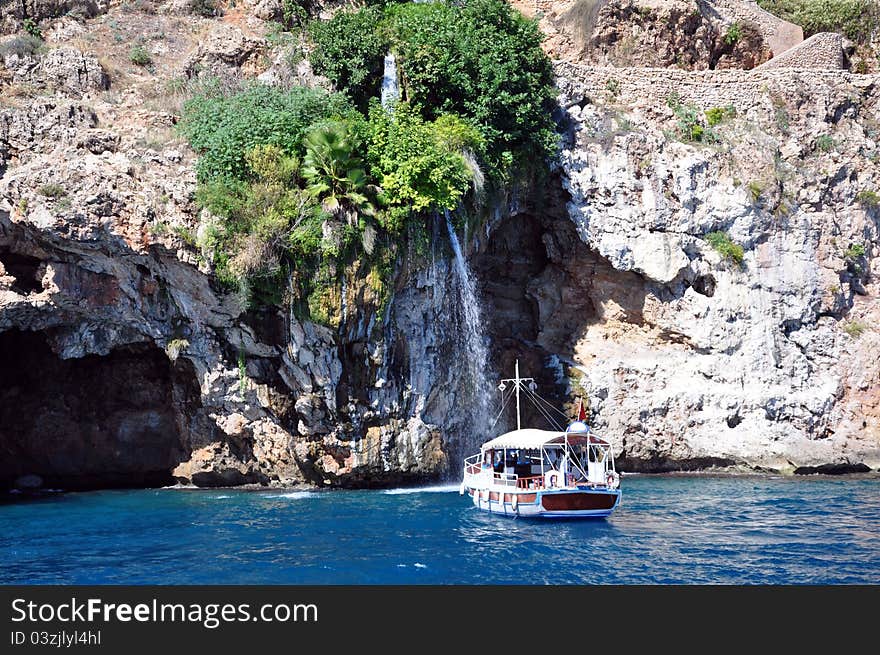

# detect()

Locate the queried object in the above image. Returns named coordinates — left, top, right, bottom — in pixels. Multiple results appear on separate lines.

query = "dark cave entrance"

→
left=0, top=251, right=43, bottom=294
left=0, top=329, right=195, bottom=490
left=471, top=182, right=602, bottom=433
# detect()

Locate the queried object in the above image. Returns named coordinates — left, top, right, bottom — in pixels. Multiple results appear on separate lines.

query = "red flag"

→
left=577, top=398, right=587, bottom=422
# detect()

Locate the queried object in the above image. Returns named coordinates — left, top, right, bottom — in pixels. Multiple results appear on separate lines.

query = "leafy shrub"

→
left=757, top=0, right=880, bottom=43
left=857, top=189, right=879, bottom=209
left=38, top=184, right=66, bottom=199
left=605, top=78, right=620, bottom=96
left=188, top=0, right=219, bottom=18
left=667, top=93, right=715, bottom=142
left=129, top=44, right=152, bottom=66
left=282, top=0, right=311, bottom=29
left=22, top=18, right=41, bottom=40
left=308, top=7, right=388, bottom=110
left=705, top=231, right=745, bottom=264
left=705, top=105, right=736, bottom=127
left=384, top=0, right=557, bottom=174
left=844, top=320, right=867, bottom=338
left=747, top=180, right=764, bottom=202
left=310, top=0, right=557, bottom=178
left=724, top=22, right=742, bottom=45
left=179, top=84, right=352, bottom=181
left=844, top=243, right=866, bottom=259
left=815, top=134, right=835, bottom=152
left=0, top=34, right=43, bottom=60
left=365, top=103, right=482, bottom=232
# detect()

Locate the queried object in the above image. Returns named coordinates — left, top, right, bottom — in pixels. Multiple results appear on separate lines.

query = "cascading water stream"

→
left=381, top=53, right=400, bottom=109
left=444, top=210, right=495, bottom=467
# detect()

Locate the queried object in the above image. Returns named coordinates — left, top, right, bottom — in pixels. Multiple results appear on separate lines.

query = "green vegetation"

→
left=723, top=22, right=742, bottom=45
left=705, top=231, right=745, bottom=264
left=747, top=180, right=764, bottom=202
left=857, top=189, right=879, bottom=209
left=309, top=0, right=557, bottom=176
left=307, top=7, right=387, bottom=110
left=302, top=120, right=372, bottom=222
left=605, top=78, right=620, bottom=97
left=281, top=0, right=312, bottom=30
left=365, top=103, right=483, bottom=231
left=22, top=18, right=41, bottom=40
left=238, top=350, right=248, bottom=392
left=815, top=134, right=835, bottom=152
left=843, top=320, right=867, bottom=338
left=129, top=44, right=152, bottom=67
left=181, top=0, right=557, bottom=321
left=844, top=243, right=866, bottom=259
left=0, top=34, right=43, bottom=59
left=383, top=0, right=556, bottom=174
left=666, top=93, right=719, bottom=143
left=165, top=338, right=190, bottom=362
left=756, top=0, right=880, bottom=43
left=37, top=183, right=66, bottom=199
left=704, top=105, right=736, bottom=127
left=179, top=85, right=352, bottom=181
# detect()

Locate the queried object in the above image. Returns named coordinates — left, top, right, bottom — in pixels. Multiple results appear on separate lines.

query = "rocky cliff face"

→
left=551, top=64, right=880, bottom=471
left=0, top=1, right=877, bottom=490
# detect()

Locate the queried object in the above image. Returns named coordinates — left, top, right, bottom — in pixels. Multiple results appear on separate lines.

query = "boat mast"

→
left=500, top=360, right=533, bottom=432
left=515, top=359, right=521, bottom=430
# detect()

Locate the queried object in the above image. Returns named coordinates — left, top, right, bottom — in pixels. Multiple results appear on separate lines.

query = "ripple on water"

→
left=1, top=476, right=878, bottom=584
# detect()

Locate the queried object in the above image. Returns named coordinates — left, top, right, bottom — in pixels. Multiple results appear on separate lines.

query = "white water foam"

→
left=262, top=491, right=316, bottom=500
left=381, top=484, right=461, bottom=495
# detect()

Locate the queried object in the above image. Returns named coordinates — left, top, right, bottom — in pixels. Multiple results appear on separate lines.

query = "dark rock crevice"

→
left=472, top=175, right=647, bottom=433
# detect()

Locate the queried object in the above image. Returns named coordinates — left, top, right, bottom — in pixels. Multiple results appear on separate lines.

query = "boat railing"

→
left=516, top=475, right=544, bottom=490
left=491, top=472, right=517, bottom=487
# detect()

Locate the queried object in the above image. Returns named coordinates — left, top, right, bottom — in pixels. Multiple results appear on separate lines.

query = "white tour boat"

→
left=460, top=361, right=621, bottom=519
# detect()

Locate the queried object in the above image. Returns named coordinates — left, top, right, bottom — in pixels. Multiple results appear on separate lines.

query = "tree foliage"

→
left=308, top=0, right=558, bottom=179
left=181, top=1, right=560, bottom=319
left=364, top=103, right=483, bottom=233
left=307, top=7, right=389, bottom=110
left=179, top=84, right=352, bottom=181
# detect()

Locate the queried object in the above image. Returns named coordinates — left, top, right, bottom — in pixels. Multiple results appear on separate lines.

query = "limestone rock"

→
left=553, top=63, right=880, bottom=470
left=0, top=1, right=110, bottom=35
left=183, top=23, right=265, bottom=79
left=10, top=47, right=109, bottom=98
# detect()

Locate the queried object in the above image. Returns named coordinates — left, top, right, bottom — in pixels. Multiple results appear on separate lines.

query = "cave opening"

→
left=472, top=183, right=603, bottom=433
left=0, top=251, right=43, bottom=294
left=0, top=329, right=195, bottom=491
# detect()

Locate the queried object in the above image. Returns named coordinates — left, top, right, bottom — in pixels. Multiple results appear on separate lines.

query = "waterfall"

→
left=444, top=210, right=494, bottom=464
left=381, top=53, right=400, bottom=110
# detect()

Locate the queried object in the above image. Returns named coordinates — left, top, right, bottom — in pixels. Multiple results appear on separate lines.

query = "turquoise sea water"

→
left=2, top=475, right=879, bottom=584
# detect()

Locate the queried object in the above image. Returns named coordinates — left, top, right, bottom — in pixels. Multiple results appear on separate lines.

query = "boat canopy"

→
left=480, top=428, right=609, bottom=451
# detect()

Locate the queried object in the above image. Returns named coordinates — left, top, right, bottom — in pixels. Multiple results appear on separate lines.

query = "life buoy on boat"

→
left=606, top=471, right=620, bottom=490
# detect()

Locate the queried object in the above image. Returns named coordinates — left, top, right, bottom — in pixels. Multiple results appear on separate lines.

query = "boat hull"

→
left=464, top=486, right=620, bottom=519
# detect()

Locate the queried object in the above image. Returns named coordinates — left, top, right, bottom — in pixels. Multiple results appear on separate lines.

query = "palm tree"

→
left=301, top=121, right=375, bottom=224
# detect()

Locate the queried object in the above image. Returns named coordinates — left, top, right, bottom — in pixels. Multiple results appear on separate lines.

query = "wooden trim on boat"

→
left=540, top=491, right=617, bottom=511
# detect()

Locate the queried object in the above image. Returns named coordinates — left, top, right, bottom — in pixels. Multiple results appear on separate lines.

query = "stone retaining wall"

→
left=555, top=62, right=877, bottom=115
left=757, top=32, right=847, bottom=70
